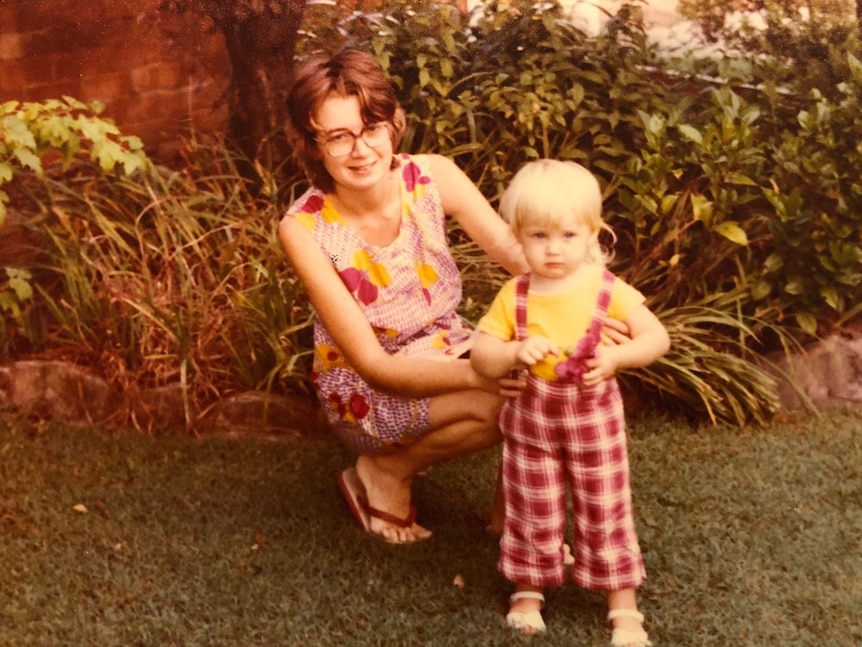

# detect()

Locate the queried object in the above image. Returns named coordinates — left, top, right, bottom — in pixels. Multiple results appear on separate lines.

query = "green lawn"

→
left=1, top=408, right=860, bottom=646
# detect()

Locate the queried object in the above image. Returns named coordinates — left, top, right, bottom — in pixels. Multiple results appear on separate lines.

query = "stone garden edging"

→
left=2, top=325, right=861, bottom=435
left=0, top=359, right=327, bottom=439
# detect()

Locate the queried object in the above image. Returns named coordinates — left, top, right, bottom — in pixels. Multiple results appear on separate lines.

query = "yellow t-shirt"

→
left=477, top=265, right=645, bottom=380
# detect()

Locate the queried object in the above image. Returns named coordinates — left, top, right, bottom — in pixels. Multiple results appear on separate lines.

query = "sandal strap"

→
left=506, top=609, right=546, bottom=633
left=611, top=627, right=652, bottom=647
left=361, top=499, right=417, bottom=527
left=608, top=608, right=645, bottom=623
left=510, top=591, right=545, bottom=604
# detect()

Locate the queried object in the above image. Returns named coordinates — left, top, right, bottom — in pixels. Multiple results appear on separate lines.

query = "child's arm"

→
left=470, top=331, right=558, bottom=379
left=582, top=304, right=670, bottom=386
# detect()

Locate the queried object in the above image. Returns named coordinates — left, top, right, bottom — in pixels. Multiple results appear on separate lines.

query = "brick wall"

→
left=0, top=0, right=230, bottom=159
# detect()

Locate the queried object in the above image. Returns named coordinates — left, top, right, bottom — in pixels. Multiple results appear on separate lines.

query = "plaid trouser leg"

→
left=498, top=436, right=570, bottom=587
left=565, top=404, right=646, bottom=591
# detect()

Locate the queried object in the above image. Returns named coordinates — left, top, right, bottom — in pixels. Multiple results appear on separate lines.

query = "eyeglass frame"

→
left=316, top=122, right=392, bottom=158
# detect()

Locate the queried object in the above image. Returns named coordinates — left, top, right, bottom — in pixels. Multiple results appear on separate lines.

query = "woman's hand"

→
left=471, top=366, right=526, bottom=398
left=498, top=371, right=527, bottom=398
left=582, top=346, right=620, bottom=386
left=602, top=317, right=631, bottom=346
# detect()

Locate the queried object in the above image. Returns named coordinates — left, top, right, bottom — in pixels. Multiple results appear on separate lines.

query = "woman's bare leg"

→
left=354, top=389, right=504, bottom=543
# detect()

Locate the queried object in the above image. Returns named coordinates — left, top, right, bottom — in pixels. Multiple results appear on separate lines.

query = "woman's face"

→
left=314, top=93, right=394, bottom=193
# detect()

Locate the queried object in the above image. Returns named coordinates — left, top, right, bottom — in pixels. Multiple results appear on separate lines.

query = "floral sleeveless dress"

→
left=285, top=153, right=474, bottom=455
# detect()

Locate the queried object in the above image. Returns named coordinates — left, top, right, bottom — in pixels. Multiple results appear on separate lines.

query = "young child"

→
left=470, top=160, right=669, bottom=646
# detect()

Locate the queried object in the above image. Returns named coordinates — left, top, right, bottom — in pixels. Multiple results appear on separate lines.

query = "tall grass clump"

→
left=5, top=129, right=315, bottom=430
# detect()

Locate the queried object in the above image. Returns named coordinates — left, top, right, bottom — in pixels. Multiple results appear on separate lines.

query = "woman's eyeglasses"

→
left=317, top=123, right=391, bottom=158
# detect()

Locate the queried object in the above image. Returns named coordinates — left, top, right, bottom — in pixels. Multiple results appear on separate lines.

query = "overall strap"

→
left=513, top=274, right=531, bottom=342
left=585, top=269, right=615, bottom=340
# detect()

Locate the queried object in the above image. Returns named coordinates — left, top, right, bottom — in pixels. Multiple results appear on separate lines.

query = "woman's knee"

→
left=429, top=390, right=504, bottom=429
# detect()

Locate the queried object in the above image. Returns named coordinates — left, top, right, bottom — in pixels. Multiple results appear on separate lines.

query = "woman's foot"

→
left=608, top=608, right=652, bottom=647
left=506, top=587, right=546, bottom=635
left=355, top=455, right=431, bottom=544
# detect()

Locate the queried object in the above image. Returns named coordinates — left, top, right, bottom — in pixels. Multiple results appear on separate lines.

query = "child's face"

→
left=518, top=212, right=597, bottom=281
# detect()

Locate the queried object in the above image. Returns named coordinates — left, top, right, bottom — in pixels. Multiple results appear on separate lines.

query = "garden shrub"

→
left=5, top=0, right=861, bottom=427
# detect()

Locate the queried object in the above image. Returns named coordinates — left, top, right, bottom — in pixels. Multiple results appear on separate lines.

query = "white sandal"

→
left=506, top=591, right=546, bottom=634
left=608, top=608, right=653, bottom=647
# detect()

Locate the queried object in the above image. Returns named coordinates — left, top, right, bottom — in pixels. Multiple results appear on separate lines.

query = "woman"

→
left=278, top=48, right=527, bottom=544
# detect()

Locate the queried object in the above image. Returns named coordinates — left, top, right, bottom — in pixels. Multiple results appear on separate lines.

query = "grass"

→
left=1, top=408, right=861, bottom=646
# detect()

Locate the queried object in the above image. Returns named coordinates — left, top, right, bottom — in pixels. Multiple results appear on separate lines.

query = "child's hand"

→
left=582, top=346, right=619, bottom=386
left=515, top=336, right=558, bottom=367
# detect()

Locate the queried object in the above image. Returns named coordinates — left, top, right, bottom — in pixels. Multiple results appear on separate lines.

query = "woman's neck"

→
left=330, top=178, right=402, bottom=247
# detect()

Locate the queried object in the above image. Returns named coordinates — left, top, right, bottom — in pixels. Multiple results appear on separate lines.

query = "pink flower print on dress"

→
left=327, top=391, right=370, bottom=424
left=296, top=194, right=345, bottom=231
left=554, top=329, right=601, bottom=382
left=339, top=249, right=392, bottom=305
left=402, top=159, right=431, bottom=195
left=295, top=194, right=324, bottom=231
left=301, top=193, right=324, bottom=214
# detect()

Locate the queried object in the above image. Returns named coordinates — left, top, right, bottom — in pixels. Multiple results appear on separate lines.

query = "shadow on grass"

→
left=1, top=408, right=861, bottom=646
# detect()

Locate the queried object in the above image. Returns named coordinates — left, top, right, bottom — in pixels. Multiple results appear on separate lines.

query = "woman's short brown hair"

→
left=285, top=48, right=407, bottom=193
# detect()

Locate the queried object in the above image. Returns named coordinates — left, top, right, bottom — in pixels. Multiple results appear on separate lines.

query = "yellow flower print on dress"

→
left=415, top=260, right=439, bottom=305
left=295, top=194, right=345, bottom=230
left=340, top=249, right=392, bottom=305
left=431, top=330, right=453, bottom=351
left=320, top=200, right=345, bottom=224
left=295, top=211, right=316, bottom=231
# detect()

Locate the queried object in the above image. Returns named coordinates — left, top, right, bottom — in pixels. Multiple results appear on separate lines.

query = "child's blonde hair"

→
left=499, top=159, right=615, bottom=266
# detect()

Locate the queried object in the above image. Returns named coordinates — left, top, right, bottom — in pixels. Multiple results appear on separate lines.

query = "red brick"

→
left=80, top=72, right=132, bottom=104
left=130, top=62, right=184, bottom=93
left=1, top=0, right=230, bottom=157
left=14, top=0, right=79, bottom=31
left=103, top=0, right=158, bottom=20
left=0, top=4, right=18, bottom=31
left=0, top=33, right=23, bottom=61
left=94, top=33, right=161, bottom=71
left=0, top=60, right=29, bottom=96
left=12, top=51, right=58, bottom=82
left=125, top=88, right=192, bottom=124
left=24, top=80, right=83, bottom=103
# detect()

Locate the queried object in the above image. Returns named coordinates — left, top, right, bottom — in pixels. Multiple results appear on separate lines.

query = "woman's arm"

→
left=429, top=154, right=528, bottom=276
left=278, top=215, right=496, bottom=398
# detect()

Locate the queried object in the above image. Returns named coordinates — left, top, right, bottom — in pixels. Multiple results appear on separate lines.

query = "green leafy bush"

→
left=298, top=0, right=861, bottom=424
left=0, top=98, right=150, bottom=350
left=0, top=97, right=148, bottom=223
left=8, top=1, right=861, bottom=427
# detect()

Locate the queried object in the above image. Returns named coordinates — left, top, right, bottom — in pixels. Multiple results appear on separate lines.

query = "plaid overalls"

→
left=497, top=271, right=646, bottom=591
